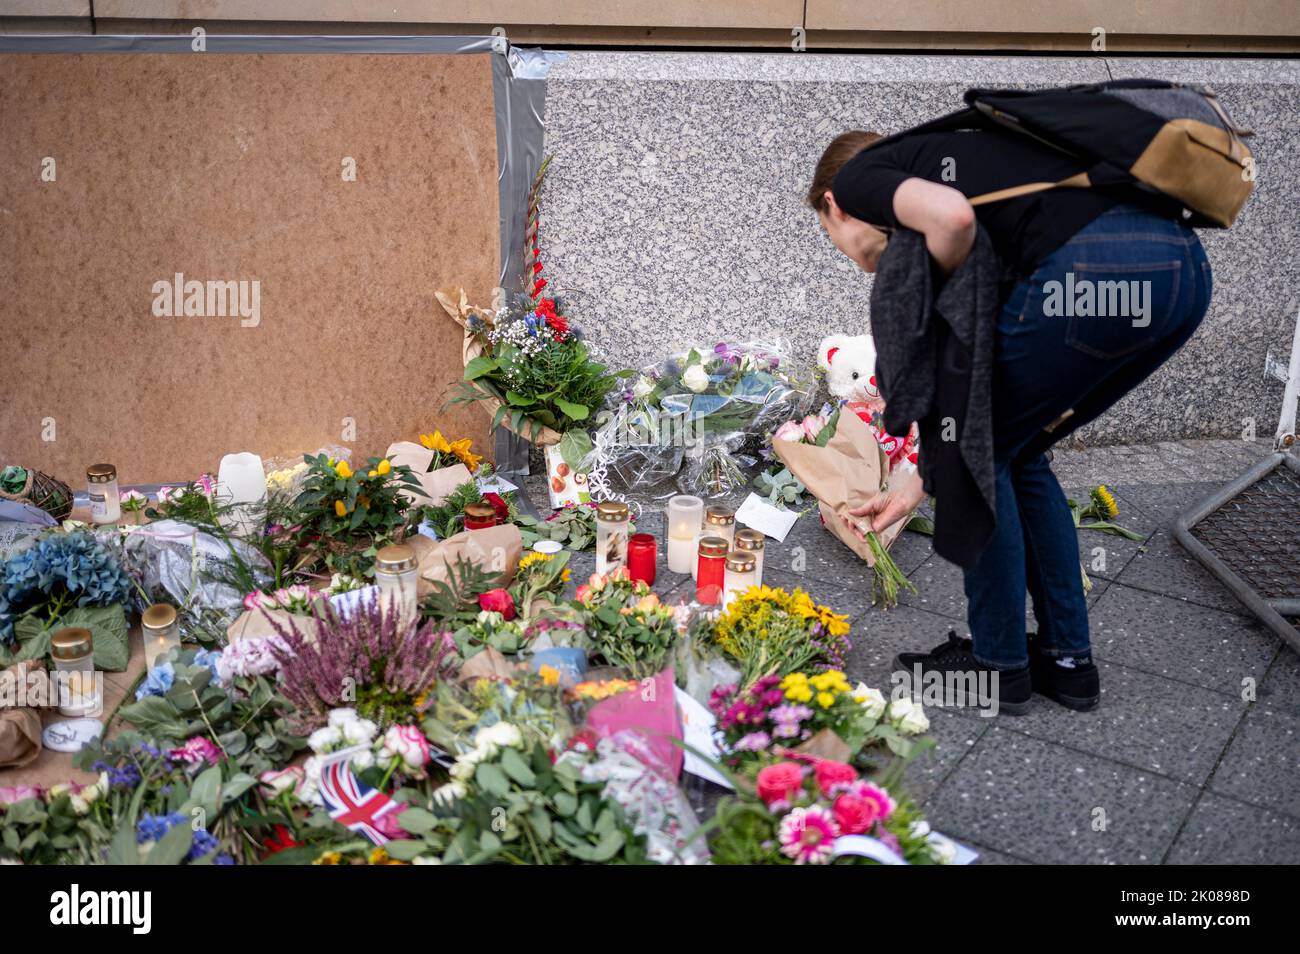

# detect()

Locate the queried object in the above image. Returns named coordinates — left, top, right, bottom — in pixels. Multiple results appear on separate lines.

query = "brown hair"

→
left=807, top=130, right=882, bottom=214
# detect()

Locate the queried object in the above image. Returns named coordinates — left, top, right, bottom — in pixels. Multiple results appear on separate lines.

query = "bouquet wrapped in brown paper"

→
left=385, top=440, right=473, bottom=507
left=772, top=408, right=921, bottom=606
left=435, top=287, right=564, bottom=446
left=0, top=660, right=44, bottom=768
left=408, top=523, right=522, bottom=596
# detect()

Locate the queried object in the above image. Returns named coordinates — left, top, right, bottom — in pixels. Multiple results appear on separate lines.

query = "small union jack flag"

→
left=317, top=748, right=398, bottom=846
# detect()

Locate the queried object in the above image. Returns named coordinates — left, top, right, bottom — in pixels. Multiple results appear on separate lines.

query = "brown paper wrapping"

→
left=408, top=523, right=523, bottom=597
left=456, top=646, right=517, bottom=684
left=435, top=287, right=562, bottom=447
left=384, top=440, right=472, bottom=507
left=772, top=410, right=922, bottom=565
left=226, top=607, right=323, bottom=646
left=0, top=660, right=44, bottom=769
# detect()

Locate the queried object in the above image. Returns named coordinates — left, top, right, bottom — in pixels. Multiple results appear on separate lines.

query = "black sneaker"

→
left=892, top=631, right=1032, bottom=716
left=1027, top=634, right=1100, bottom=711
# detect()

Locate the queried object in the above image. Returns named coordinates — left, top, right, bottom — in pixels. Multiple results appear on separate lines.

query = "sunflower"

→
left=447, top=438, right=483, bottom=472
left=419, top=431, right=452, bottom=454
left=1090, top=485, right=1119, bottom=519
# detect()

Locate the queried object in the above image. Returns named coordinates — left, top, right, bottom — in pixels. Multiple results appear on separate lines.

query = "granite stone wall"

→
left=539, top=52, right=1300, bottom=444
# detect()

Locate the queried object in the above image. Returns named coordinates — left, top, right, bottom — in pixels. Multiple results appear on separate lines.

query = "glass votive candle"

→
left=463, top=502, right=498, bottom=530
left=735, top=528, right=766, bottom=587
left=141, top=603, right=181, bottom=671
left=695, top=536, right=729, bottom=606
left=595, top=501, right=631, bottom=575
left=666, top=495, right=704, bottom=575
left=86, top=463, right=121, bottom=524
left=51, top=627, right=99, bottom=718
left=723, top=550, right=757, bottom=608
left=705, top=506, right=736, bottom=548
left=627, top=533, right=657, bottom=586
left=375, top=543, right=420, bottom=624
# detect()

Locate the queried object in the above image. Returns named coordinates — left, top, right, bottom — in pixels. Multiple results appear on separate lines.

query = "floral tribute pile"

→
left=0, top=157, right=973, bottom=867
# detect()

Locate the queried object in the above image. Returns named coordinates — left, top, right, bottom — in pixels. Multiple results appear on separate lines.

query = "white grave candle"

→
left=217, top=452, right=267, bottom=536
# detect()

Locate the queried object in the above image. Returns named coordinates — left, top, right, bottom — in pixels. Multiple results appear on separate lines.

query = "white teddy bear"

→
left=818, top=332, right=918, bottom=473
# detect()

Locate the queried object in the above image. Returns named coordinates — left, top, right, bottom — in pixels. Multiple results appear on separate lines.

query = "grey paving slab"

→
left=926, top=727, right=1199, bottom=864
left=1207, top=706, right=1300, bottom=820
left=899, top=705, right=989, bottom=804
left=1112, top=529, right=1246, bottom=614
left=1166, top=791, right=1300, bottom=864
left=1089, top=581, right=1279, bottom=693
left=1109, top=481, right=1224, bottom=532
left=1258, top=650, right=1300, bottom=716
left=986, top=660, right=1247, bottom=786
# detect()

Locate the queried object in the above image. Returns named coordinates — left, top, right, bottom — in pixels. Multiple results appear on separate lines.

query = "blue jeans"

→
left=963, top=204, right=1212, bottom=669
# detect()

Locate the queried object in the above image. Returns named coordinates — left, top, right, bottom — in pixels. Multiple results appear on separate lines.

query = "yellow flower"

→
left=538, top=664, right=561, bottom=687
left=334, top=500, right=348, bottom=517
left=518, top=552, right=553, bottom=570
left=420, top=431, right=452, bottom=454
left=376, top=459, right=391, bottom=476
left=334, top=460, right=353, bottom=479
left=313, top=851, right=343, bottom=865
left=786, top=684, right=813, bottom=704
left=447, top=438, right=482, bottom=472
left=817, top=691, right=836, bottom=709
left=368, top=470, right=378, bottom=478
left=1091, top=485, right=1119, bottom=519
left=561, top=568, right=571, bottom=582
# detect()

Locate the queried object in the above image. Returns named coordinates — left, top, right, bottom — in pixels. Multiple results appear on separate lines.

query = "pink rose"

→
left=478, top=588, right=516, bottom=620
left=0, top=785, right=43, bottom=806
left=814, top=759, right=858, bottom=796
left=381, top=724, right=431, bottom=772
left=832, top=793, right=880, bottom=835
left=259, top=766, right=305, bottom=797
left=575, top=584, right=592, bottom=603
left=801, top=414, right=827, bottom=441
left=371, top=801, right=411, bottom=840
left=169, top=737, right=222, bottom=766
left=850, top=781, right=896, bottom=823
left=756, top=762, right=804, bottom=806
left=773, top=421, right=804, bottom=443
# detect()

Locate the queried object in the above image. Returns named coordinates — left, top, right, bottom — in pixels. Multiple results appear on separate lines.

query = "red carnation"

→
left=532, top=261, right=544, bottom=274
left=533, top=278, right=548, bottom=295
left=483, top=492, right=510, bottom=522
left=478, top=588, right=516, bottom=620
left=262, top=824, right=302, bottom=856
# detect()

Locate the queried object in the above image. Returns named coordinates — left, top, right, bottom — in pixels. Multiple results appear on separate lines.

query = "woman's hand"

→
left=845, top=479, right=927, bottom=537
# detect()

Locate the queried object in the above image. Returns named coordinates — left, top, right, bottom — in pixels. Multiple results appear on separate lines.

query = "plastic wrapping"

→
left=593, top=341, right=812, bottom=498
left=581, top=732, right=710, bottom=865
left=119, top=519, right=272, bottom=640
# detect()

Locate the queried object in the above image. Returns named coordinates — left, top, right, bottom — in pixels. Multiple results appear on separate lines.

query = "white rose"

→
left=887, top=697, right=915, bottom=721
left=909, top=820, right=932, bottom=839
left=631, top=375, right=656, bottom=400
left=432, top=781, right=466, bottom=806
left=327, top=708, right=360, bottom=729
left=681, top=363, right=709, bottom=393
left=929, top=833, right=957, bottom=865
left=476, top=722, right=522, bottom=750
left=342, top=717, right=378, bottom=746
left=299, top=757, right=322, bottom=806
left=349, top=749, right=376, bottom=771
left=855, top=683, right=887, bottom=720
left=412, top=856, right=443, bottom=865
left=308, top=725, right=343, bottom=753
left=899, top=704, right=930, bottom=736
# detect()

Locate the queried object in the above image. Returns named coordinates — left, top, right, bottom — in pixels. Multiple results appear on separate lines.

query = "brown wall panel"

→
left=806, top=0, right=1300, bottom=37
left=95, top=0, right=806, bottom=29
left=0, top=52, right=498, bottom=485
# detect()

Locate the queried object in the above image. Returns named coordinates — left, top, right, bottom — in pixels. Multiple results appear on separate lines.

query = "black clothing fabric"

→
left=870, top=227, right=1001, bottom=569
left=832, top=129, right=1124, bottom=285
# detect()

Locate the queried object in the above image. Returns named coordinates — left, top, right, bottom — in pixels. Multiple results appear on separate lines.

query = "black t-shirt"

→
left=832, top=129, right=1133, bottom=284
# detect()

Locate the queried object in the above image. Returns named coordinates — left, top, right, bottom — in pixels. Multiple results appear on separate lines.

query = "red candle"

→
left=695, top=536, right=729, bottom=605
left=463, top=502, right=497, bottom=531
left=627, top=533, right=657, bottom=586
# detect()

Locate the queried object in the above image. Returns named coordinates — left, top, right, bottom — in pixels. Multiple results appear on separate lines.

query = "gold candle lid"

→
left=705, top=506, right=735, bottom=526
left=596, top=501, right=630, bottom=522
left=87, top=463, right=117, bottom=484
left=463, top=502, right=496, bottom=521
left=735, top=528, right=765, bottom=551
left=376, top=543, right=417, bottom=572
left=697, top=535, right=730, bottom=557
left=725, top=550, right=757, bottom=572
left=141, top=603, right=178, bottom=631
left=51, top=627, right=93, bottom=660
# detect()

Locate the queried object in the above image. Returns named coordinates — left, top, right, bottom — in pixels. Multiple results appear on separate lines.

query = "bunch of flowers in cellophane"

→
left=594, top=341, right=812, bottom=498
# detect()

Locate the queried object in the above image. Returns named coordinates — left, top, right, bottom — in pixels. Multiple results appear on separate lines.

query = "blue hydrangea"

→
left=0, top=531, right=135, bottom=644
left=192, top=649, right=223, bottom=679
left=135, top=661, right=175, bottom=700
